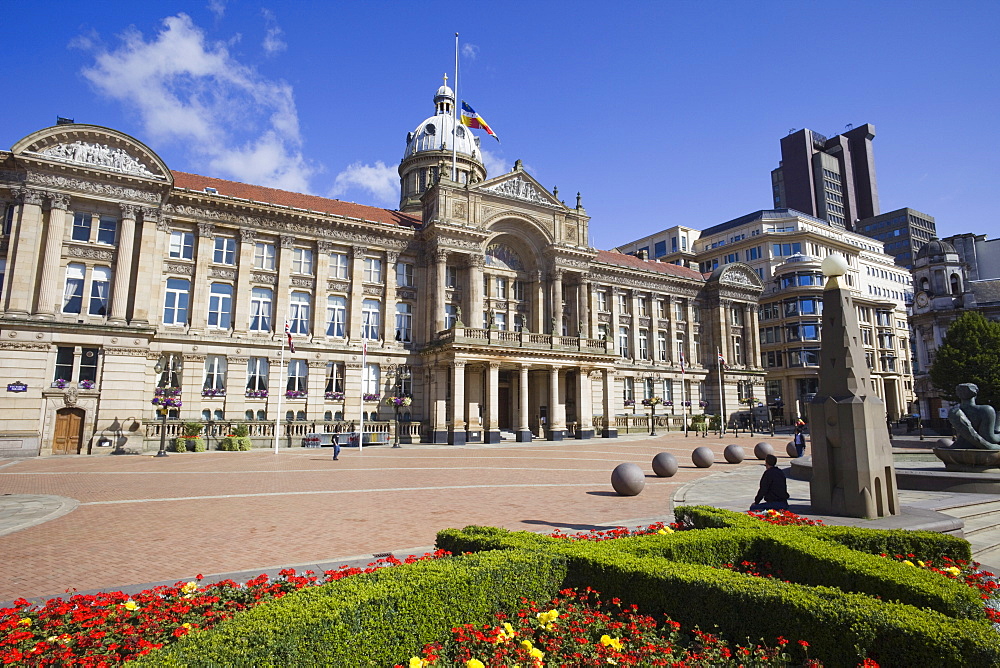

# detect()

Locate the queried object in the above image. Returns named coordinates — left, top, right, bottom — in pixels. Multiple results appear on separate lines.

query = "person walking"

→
left=332, top=433, right=341, bottom=461
left=793, top=426, right=806, bottom=458
left=750, top=454, right=790, bottom=511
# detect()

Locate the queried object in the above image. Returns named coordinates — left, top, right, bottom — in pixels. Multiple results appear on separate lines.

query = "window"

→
left=288, top=292, right=311, bottom=335
left=495, top=276, right=507, bottom=299
left=362, top=299, right=380, bottom=339
left=445, top=266, right=458, bottom=288
left=513, top=280, right=525, bottom=301
left=643, top=378, right=655, bottom=400
left=0, top=259, right=5, bottom=301
left=596, top=290, right=608, bottom=312
left=363, top=257, right=382, bottom=283
left=747, top=246, right=761, bottom=261
left=63, top=263, right=85, bottom=314
left=617, top=293, right=629, bottom=314
left=764, top=351, right=783, bottom=368
left=169, top=231, right=194, bottom=259
left=72, top=213, right=91, bottom=242
left=88, top=266, right=111, bottom=316
left=445, top=304, right=458, bottom=329
left=396, top=261, right=414, bottom=287
left=362, top=363, right=380, bottom=396
left=724, top=252, right=739, bottom=264
left=656, top=300, right=666, bottom=319
left=861, top=328, right=873, bottom=346
left=207, top=283, right=233, bottom=329
left=623, top=377, right=634, bottom=403
left=330, top=252, right=348, bottom=279
left=658, top=331, right=668, bottom=361
left=203, top=355, right=227, bottom=391
left=637, top=297, right=647, bottom=317
left=287, top=359, right=307, bottom=393
left=96, top=217, right=117, bottom=245
left=654, top=240, right=666, bottom=257
left=671, top=237, right=678, bottom=252
left=247, top=357, right=269, bottom=392
left=249, top=287, right=273, bottom=331
left=326, top=362, right=345, bottom=393
left=253, top=242, right=275, bottom=270
left=731, top=307, right=743, bottom=326
left=395, top=303, right=412, bottom=341
left=772, top=242, right=802, bottom=257
left=674, top=300, right=686, bottom=321
left=292, top=248, right=314, bottom=275
left=326, top=295, right=347, bottom=337
left=213, top=237, right=236, bottom=265
left=54, top=347, right=75, bottom=384
left=676, top=332, right=686, bottom=364
left=494, top=312, right=507, bottom=331
left=163, top=278, right=190, bottom=324
left=2, top=204, right=12, bottom=235
left=638, top=329, right=649, bottom=360
left=733, top=336, right=743, bottom=364
left=618, top=326, right=630, bottom=358
left=789, top=349, right=820, bottom=367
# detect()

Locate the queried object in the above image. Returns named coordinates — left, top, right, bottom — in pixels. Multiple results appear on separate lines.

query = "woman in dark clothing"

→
left=750, top=454, right=789, bottom=511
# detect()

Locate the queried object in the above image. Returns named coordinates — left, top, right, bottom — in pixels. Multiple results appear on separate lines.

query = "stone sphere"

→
left=651, top=452, right=678, bottom=477
left=753, top=442, right=775, bottom=460
left=611, top=462, right=646, bottom=496
left=786, top=441, right=799, bottom=458
left=821, top=253, right=849, bottom=277
left=723, top=444, right=745, bottom=464
left=936, top=438, right=955, bottom=449
left=692, top=446, right=714, bottom=468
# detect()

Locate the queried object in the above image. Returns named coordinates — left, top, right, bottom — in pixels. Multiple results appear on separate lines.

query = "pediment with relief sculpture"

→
left=476, top=169, right=563, bottom=209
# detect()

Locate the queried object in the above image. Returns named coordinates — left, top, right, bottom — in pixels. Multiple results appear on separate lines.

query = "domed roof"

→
left=403, top=112, right=481, bottom=161
left=916, top=238, right=957, bottom=262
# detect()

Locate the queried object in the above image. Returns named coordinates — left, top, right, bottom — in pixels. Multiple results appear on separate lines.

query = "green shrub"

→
left=173, top=437, right=205, bottom=453
left=233, top=422, right=250, bottom=438
left=436, top=523, right=999, bottom=666
left=182, top=422, right=204, bottom=437
left=218, top=436, right=253, bottom=451
left=134, top=550, right=567, bottom=667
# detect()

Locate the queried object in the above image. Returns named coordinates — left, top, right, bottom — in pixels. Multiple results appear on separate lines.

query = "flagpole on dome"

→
left=451, top=32, right=459, bottom=182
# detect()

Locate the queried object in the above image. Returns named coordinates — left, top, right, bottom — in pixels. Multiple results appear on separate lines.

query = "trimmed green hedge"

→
left=437, top=516, right=1000, bottom=667
left=134, top=550, right=566, bottom=667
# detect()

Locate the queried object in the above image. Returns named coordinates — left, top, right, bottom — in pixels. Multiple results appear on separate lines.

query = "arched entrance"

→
left=52, top=408, right=85, bottom=455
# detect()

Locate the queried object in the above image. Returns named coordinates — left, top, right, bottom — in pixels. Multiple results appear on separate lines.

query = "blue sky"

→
left=4, top=1, right=997, bottom=250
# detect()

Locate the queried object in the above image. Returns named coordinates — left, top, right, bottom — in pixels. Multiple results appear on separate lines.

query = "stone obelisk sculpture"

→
left=808, top=255, right=899, bottom=517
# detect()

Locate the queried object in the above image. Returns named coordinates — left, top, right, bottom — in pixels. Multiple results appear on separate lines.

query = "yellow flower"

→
left=944, top=566, right=962, bottom=576
left=521, top=639, right=534, bottom=651
left=494, top=621, right=516, bottom=643
left=902, top=560, right=915, bottom=566
left=123, top=600, right=138, bottom=611
left=529, top=647, right=544, bottom=659
left=19, top=618, right=31, bottom=626
left=918, top=560, right=926, bottom=568
left=656, top=527, right=674, bottom=535
left=182, top=623, right=193, bottom=630
left=601, top=634, right=624, bottom=651
left=466, top=660, right=485, bottom=668
left=409, top=658, right=426, bottom=668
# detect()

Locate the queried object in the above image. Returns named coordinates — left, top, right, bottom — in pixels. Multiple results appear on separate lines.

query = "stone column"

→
left=550, top=268, right=564, bottom=334
left=33, top=192, right=71, bottom=317
left=272, top=235, right=295, bottom=338
left=484, top=362, right=500, bottom=443
left=516, top=363, right=532, bottom=442
left=314, top=241, right=332, bottom=338
left=531, top=270, right=544, bottom=333
left=188, top=222, right=215, bottom=331
left=382, top=250, right=398, bottom=342
left=548, top=365, right=565, bottom=440
left=630, top=291, right=641, bottom=361
left=130, top=209, right=165, bottom=325
left=3, top=189, right=45, bottom=315
left=432, top=248, right=448, bottom=335
left=449, top=360, right=466, bottom=445
left=429, top=365, right=448, bottom=443
left=108, top=204, right=137, bottom=323
left=467, top=254, right=484, bottom=330
left=577, top=368, right=594, bottom=439
left=580, top=278, right=592, bottom=338
left=601, top=369, right=618, bottom=438
left=610, top=288, right=622, bottom=355
left=232, top=229, right=256, bottom=335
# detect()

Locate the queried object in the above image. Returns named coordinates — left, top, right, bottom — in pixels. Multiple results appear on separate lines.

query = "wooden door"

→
left=52, top=408, right=85, bottom=455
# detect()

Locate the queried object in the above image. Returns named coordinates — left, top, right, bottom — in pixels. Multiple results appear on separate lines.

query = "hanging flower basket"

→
left=151, top=387, right=182, bottom=408
left=384, top=395, right=412, bottom=407
left=642, top=396, right=663, bottom=407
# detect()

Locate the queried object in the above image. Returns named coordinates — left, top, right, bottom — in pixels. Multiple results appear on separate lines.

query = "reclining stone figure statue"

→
left=948, top=383, right=1000, bottom=450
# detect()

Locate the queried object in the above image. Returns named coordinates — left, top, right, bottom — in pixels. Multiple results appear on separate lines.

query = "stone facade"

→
left=0, top=93, right=762, bottom=456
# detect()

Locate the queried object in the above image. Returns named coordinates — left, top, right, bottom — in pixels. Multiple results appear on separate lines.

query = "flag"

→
left=460, top=101, right=500, bottom=142
left=285, top=321, right=295, bottom=354
left=718, top=350, right=727, bottom=368
left=679, top=351, right=685, bottom=374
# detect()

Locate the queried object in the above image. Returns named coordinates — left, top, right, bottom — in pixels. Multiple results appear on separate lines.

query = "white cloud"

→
left=260, top=8, right=287, bottom=56
left=207, top=0, right=226, bottom=19
left=461, top=42, right=479, bottom=59
left=481, top=147, right=509, bottom=179
left=330, top=161, right=399, bottom=206
left=78, top=13, right=313, bottom=192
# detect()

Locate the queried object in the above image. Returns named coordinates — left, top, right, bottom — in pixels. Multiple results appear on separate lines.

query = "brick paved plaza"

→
left=0, top=433, right=775, bottom=602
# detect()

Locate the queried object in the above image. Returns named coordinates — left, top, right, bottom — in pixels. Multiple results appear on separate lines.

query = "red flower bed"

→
left=0, top=551, right=449, bottom=666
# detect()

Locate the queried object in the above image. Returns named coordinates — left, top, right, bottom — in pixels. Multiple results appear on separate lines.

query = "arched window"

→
left=296, top=411, right=306, bottom=421
left=245, top=410, right=254, bottom=421
left=950, top=273, right=962, bottom=295
left=285, top=410, right=294, bottom=422
left=257, top=410, right=267, bottom=421
left=324, top=411, right=333, bottom=421
left=202, top=409, right=212, bottom=421
left=334, top=411, right=344, bottom=421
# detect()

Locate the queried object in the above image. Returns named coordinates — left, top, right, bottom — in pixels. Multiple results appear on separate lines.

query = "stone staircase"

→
left=937, top=498, right=1000, bottom=572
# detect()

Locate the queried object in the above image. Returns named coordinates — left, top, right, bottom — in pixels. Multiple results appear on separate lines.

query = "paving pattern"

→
left=0, top=432, right=773, bottom=602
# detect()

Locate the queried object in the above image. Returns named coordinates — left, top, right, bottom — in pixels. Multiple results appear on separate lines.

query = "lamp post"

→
left=152, top=354, right=183, bottom=458
left=386, top=364, right=411, bottom=448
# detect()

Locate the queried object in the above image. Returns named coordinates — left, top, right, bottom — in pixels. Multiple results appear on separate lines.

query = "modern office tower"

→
left=771, top=125, right=879, bottom=230
left=854, top=207, right=937, bottom=269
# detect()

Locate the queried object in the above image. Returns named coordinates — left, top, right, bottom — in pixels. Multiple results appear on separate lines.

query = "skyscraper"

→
left=771, top=124, right=879, bottom=230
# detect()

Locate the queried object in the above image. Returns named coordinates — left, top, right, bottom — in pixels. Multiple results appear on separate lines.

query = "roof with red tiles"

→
left=170, top=171, right=421, bottom=228
left=594, top=249, right=705, bottom=281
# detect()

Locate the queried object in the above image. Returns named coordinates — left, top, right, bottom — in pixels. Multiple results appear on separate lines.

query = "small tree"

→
left=929, top=311, right=1000, bottom=407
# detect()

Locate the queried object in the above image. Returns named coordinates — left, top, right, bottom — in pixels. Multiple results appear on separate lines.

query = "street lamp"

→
left=151, top=354, right=183, bottom=458
left=385, top=364, right=412, bottom=448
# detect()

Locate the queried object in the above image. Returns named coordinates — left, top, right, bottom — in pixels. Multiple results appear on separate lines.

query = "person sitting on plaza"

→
left=750, top=454, right=790, bottom=511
